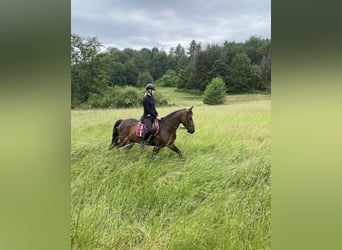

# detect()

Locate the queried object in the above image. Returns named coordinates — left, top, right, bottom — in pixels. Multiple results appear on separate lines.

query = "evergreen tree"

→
left=203, top=77, right=227, bottom=105
left=167, top=48, right=177, bottom=71
left=186, top=40, right=201, bottom=89
left=187, top=40, right=197, bottom=57
left=174, top=44, right=188, bottom=73
left=227, top=52, right=252, bottom=93
left=151, top=47, right=168, bottom=80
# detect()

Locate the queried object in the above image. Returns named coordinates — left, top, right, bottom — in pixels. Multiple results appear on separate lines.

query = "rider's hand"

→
left=157, top=115, right=161, bottom=120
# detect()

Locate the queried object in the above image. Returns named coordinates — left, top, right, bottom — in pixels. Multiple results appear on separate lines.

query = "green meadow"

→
left=71, top=89, right=271, bottom=249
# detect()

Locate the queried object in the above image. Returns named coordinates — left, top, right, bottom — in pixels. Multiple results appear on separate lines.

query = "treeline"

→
left=71, top=34, right=271, bottom=108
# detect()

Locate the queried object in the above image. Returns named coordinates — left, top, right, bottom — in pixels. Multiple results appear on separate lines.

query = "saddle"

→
left=136, top=119, right=159, bottom=138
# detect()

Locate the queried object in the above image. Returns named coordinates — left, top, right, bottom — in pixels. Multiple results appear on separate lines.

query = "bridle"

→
left=184, top=111, right=194, bottom=132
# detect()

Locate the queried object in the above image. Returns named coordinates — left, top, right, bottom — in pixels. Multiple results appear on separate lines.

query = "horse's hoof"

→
left=108, top=144, right=115, bottom=150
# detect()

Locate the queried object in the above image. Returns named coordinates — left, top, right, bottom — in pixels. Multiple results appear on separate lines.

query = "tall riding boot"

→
left=146, top=134, right=154, bottom=144
left=143, top=131, right=151, bottom=144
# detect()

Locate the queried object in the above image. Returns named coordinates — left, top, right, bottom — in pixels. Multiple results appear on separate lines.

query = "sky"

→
left=71, top=0, right=270, bottom=52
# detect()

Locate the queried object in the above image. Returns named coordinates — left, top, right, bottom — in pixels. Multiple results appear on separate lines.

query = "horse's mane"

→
left=161, top=109, right=186, bottom=121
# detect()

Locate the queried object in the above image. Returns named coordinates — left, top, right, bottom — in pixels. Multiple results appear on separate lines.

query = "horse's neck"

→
left=161, top=111, right=183, bottom=131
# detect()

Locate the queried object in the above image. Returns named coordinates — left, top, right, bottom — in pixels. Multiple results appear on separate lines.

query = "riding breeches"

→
left=142, top=116, right=154, bottom=139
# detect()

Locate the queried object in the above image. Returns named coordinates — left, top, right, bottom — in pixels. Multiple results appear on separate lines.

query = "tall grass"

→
left=71, top=93, right=271, bottom=249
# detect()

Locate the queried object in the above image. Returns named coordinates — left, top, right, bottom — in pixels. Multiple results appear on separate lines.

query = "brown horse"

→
left=108, top=107, right=195, bottom=158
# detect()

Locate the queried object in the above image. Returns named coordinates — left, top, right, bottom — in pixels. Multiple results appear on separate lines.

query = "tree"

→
left=71, top=34, right=108, bottom=106
left=249, top=64, right=262, bottom=90
left=177, top=68, right=190, bottom=89
left=203, top=77, right=227, bottom=105
left=227, top=52, right=254, bottom=93
left=191, top=45, right=229, bottom=91
left=150, top=47, right=168, bottom=80
left=186, top=40, right=202, bottom=89
left=156, top=70, right=179, bottom=87
left=187, top=40, right=201, bottom=58
left=71, top=34, right=102, bottom=64
left=137, top=71, right=153, bottom=87
left=133, top=51, right=150, bottom=72
left=260, top=44, right=271, bottom=91
left=108, top=62, right=126, bottom=87
left=167, top=47, right=177, bottom=71
left=243, top=36, right=264, bottom=64
left=222, top=41, right=243, bottom=65
left=173, top=44, right=188, bottom=73
left=123, top=61, right=138, bottom=86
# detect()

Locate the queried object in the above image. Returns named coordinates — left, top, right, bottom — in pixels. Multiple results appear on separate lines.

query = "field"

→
left=71, top=89, right=271, bottom=249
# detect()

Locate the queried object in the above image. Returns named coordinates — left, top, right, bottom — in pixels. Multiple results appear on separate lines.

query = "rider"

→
left=141, top=83, right=161, bottom=144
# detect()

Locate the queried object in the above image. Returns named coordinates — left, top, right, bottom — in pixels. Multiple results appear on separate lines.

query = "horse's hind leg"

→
left=108, top=138, right=119, bottom=150
left=111, top=137, right=130, bottom=151
left=167, top=143, right=183, bottom=158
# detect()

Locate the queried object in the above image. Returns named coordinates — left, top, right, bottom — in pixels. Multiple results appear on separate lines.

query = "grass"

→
left=71, top=89, right=271, bottom=249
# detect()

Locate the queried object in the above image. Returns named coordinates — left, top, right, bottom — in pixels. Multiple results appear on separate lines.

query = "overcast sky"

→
left=72, top=0, right=270, bottom=52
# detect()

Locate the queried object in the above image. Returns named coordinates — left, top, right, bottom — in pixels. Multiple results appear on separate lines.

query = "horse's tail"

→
left=108, top=119, right=123, bottom=150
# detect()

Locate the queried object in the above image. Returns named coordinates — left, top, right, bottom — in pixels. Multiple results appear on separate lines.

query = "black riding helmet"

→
left=145, top=83, right=156, bottom=90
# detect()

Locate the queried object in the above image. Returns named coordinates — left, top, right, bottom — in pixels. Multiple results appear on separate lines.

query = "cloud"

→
left=71, top=0, right=270, bottom=51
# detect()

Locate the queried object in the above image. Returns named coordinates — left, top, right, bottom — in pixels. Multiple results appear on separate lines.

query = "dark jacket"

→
left=142, top=94, right=158, bottom=118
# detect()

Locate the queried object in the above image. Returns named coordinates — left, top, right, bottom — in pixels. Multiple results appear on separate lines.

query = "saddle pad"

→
left=153, top=119, right=160, bottom=136
left=136, top=120, right=160, bottom=138
left=136, top=122, right=144, bottom=137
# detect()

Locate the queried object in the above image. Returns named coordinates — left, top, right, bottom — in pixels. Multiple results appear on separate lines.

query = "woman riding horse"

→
left=141, top=83, right=161, bottom=145
left=109, top=107, right=195, bottom=158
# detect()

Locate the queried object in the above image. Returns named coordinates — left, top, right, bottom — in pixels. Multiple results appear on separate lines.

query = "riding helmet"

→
left=145, top=83, right=156, bottom=90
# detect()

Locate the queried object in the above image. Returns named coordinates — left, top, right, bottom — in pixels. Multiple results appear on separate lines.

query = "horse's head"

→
left=181, top=106, right=195, bottom=134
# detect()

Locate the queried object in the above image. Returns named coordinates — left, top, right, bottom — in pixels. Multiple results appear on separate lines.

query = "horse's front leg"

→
left=167, top=143, right=183, bottom=159
left=124, top=142, right=135, bottom=151
left=152, top=146, right=161, bottom=158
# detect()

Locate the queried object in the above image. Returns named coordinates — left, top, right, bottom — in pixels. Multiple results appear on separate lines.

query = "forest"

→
left=71, top=34, right=271, bottom=108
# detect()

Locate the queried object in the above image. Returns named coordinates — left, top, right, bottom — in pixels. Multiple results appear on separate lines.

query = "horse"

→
left=108, top=106, right=195, bottom=158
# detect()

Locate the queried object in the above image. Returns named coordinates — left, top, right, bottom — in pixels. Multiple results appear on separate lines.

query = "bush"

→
left=83, top=87, right=140, bottom=108
left=203, top=77, right=227, bottom=105
left=79, top=86, right=169, bottom=109
left=86, top=92, right=112, bottom=108
left=154, top=91, right=168, bottom=106
left=156, top=70, right=179, bottom=87
left=112, top=86, right=142, bottom=108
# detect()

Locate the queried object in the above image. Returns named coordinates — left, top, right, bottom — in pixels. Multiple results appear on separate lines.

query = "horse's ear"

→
left=188, top=106, right=193, bottom=111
